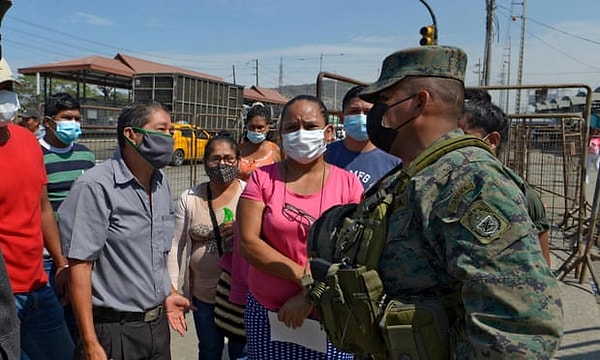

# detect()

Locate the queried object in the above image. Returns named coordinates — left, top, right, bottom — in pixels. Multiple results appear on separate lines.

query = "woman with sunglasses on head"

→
left=167, top=135, right=247, bottom=360
left=237, top=95, right=363, bottom=359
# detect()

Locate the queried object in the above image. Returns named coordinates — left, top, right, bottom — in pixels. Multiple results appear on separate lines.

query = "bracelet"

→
left=57, top=264, right=69, bottom=270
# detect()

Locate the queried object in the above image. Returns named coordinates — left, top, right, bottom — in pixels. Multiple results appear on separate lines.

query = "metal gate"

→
left=478, top=84, right=598, bottom=288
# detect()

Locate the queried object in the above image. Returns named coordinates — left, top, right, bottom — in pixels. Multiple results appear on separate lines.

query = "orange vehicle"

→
left=171, top=122, right=211, bottom=166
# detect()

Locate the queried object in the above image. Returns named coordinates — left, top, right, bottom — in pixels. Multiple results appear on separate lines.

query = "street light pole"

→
left=419, top=0, right=438, bottom=44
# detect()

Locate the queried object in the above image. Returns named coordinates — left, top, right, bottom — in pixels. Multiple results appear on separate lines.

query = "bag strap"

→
left=206, top=183, right=224, bottom=257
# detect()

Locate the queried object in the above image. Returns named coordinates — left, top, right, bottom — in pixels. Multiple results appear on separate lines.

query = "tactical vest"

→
left=307, top=135, right=494, bottom=359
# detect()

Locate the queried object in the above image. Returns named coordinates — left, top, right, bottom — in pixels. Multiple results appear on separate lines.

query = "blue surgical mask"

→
left=51, top=119, right=82, bottom=145
left=246, top=130, right=266, bottom=144
left=343, top=114, right=369, bottom=141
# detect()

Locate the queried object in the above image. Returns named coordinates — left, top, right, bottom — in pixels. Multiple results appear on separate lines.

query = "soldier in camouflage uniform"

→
left=359, top=46, right=563, bottom=358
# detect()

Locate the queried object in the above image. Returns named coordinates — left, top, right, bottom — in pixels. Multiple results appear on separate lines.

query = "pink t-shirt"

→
left=241, top=162, right=363, bottom=310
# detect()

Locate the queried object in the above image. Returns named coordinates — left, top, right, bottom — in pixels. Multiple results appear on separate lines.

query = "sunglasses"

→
left=282, top=203, right=317, bottom=230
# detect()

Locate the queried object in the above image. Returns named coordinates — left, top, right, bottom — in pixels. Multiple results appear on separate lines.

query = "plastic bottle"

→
left=223, top=207, right=234, bottom=223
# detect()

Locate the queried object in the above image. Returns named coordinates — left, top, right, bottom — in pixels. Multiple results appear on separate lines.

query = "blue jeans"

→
left=14, top=284, right=74, bottom=360
left=192, top=297, right=247, bottom=360
left=43, top=257, right=79, bottom=344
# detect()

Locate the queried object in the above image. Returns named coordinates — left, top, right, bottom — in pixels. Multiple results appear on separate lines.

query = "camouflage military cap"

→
left=360, top=46, right=468, bottom=103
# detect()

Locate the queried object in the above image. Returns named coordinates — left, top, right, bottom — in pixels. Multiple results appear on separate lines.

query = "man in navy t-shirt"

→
left=325, top=85, right=401, bottom=190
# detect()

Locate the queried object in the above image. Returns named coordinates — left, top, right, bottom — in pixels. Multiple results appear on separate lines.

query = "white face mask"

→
left=0, top=90, right=19, bottom=127
left=282, top=128, right=327, bottom=164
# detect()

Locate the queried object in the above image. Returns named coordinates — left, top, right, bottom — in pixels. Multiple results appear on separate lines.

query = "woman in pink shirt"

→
left=237, top=95, right=363, bottom=359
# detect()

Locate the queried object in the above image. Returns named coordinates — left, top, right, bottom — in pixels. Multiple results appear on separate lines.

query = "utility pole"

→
left=232, top=64, right=236, bottom=85
left=515, top=0, right=527, bottom=113
left=278, top=57, right=283, bottom=90
left=474, top=58, right=483, bottom=86
left=319, top=53, right=323, bottom=73
left=254, top=59, right=259, bottom=87
left=483, top=0, right=494, bottom=86
left=504, top=38, right=512, bottom=112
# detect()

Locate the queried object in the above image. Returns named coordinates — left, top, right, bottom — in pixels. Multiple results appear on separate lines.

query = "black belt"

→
left=92, top=305, right=164, bottom=323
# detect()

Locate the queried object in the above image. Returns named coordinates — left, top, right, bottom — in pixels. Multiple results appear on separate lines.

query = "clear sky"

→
left=2, top=0, right=600, bottom=92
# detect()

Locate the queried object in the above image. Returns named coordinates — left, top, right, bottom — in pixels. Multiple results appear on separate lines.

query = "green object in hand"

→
left=224, top=207, right=234, bottom=223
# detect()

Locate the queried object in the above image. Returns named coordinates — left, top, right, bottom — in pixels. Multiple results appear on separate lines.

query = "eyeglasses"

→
left=206, top=155, right=238, bottom=166
left=282, top=203, right=317, bottom=230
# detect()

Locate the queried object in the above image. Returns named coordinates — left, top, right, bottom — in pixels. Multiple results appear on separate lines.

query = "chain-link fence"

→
left=80, top=125, right=206, bottom=202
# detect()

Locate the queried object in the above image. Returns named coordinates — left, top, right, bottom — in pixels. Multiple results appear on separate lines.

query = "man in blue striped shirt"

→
left=39, top=92, right=95, bottom=344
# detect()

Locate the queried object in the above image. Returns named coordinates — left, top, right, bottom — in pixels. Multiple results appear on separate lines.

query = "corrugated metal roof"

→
left=243, top=85, right=288, bottom=105
left=115, top=53, right=223, bottom=82
left=17, top=53, right=225, bottom=86
left=18, top=55, right=134, bottom=77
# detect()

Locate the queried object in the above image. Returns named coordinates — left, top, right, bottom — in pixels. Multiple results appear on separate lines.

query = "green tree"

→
left=16, top=75, right=103, bottom=108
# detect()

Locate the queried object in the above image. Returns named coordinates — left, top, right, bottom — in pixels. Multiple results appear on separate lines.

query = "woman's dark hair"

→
left=245, top=105, right=271, bottom=125
left=203, top=135, right=240, bottom=164
left=463, top=94, right=510, bottom=152
left=243, top=104, right=272, bottom=142
left=279, top=95, right=328, bottom=129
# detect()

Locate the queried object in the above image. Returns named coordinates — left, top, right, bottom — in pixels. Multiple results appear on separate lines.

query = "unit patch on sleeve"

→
left=459, top=200, right=510, bottom=244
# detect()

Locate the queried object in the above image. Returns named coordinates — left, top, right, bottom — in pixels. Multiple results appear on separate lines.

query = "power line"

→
left=4, top=26, right=111, bottom=57
left=527, top=16, right=600, bottom=47
left=495, top=7, right=600, bottom=48
left=525, top=28, right=600, bottom=72
left=495, top=8, right=600, bottom=72
left=6, top=15, right=221, bottom=65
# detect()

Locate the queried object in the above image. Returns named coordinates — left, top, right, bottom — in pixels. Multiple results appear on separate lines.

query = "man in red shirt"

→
left=0, top=58, right=74, bottom=359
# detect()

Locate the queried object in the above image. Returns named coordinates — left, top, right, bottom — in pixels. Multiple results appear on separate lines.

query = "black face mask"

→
left=366, top=94, right=418, bottom=154
left=366, top=104, right=399, bottom=153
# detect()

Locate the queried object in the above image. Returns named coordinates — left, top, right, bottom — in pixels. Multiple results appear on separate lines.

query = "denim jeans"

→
left=14, top=284, right=74, bottom=360
left=192, top=297, right=247, bottom=360
left=43, top=256, right=79, bottom=344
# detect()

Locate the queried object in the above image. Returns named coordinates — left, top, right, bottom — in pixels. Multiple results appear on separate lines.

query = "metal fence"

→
left=81, top=82, right=600, bottom=287
left=481, top=84, right=598, bottom=288
left=80, top=125, right=206, bottom=202
left=501, top=113, right=586, bottom=250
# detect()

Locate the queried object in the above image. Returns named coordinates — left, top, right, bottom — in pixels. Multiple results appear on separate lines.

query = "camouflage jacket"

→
left=379, top=129, right=563, bottom=359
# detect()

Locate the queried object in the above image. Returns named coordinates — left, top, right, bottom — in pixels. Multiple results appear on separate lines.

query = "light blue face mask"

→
left=246, top=130, right=266, bottom=144
left=343, top=114, right=369, bottom=141
left=51, top=119, right=82, bottom=145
